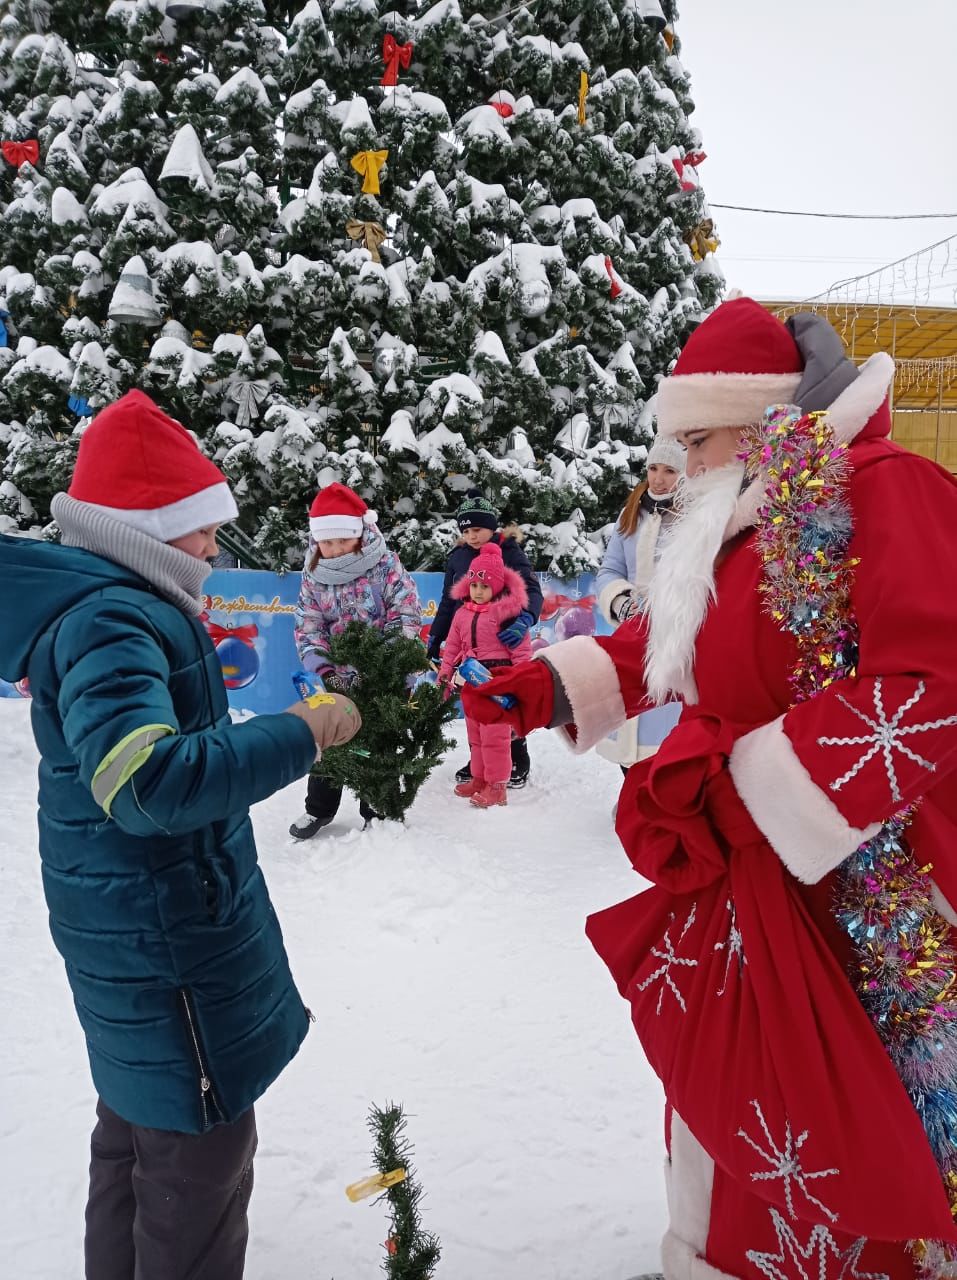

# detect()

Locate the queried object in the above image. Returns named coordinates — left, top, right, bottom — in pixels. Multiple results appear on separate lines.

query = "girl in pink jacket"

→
left=439, top=540, right=533, bottom=808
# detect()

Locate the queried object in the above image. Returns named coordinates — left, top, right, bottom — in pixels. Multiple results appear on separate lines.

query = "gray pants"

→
left=84, top=1097, right=257, bottom=1280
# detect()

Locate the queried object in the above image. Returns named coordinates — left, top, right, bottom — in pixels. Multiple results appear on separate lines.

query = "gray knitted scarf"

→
left=307, top=530, right=387, bottom=586
left=51, top=493, right=212, bottom=616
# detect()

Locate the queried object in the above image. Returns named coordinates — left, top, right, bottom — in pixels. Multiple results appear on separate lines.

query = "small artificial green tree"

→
left=369, top=1102, right=441, bottom=1280
left=317, top=622, right=456, bottom=821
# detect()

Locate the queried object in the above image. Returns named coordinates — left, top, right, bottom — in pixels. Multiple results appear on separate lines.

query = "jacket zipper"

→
left=470, top=612, right=479, bottom=651
left=179, top=989, right=221, bottom=1130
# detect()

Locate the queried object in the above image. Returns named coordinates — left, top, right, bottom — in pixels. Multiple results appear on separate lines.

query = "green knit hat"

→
left=455, top=490, right=498, bottom=532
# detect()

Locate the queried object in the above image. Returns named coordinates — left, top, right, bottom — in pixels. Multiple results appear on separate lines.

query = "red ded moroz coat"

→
left=538, top=358, right=957, bottom=1280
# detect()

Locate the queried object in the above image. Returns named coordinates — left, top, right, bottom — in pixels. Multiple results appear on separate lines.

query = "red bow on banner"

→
left=604, top=256, right=623, bottom=300
left=2, top=139, right=39, bottom=169
left=203, top=621, right=259, bottom=647
left=490, top=100, right=514, bottom=119
left=683, top=149, right=707, bottom=168
left=380, top=34, right=413, bottom=86
left=539, top=593, right=596, bottom=622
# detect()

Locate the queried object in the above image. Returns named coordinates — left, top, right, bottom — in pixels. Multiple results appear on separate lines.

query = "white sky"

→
left=676, top=0, right=957, bottom=304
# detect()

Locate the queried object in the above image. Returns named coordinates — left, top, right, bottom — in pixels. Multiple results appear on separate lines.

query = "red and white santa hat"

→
left=656, top=297, right=803, bottom=438
left=68, top=389, right=238, bottom=541
left=309, top=482, right=377, bottom=540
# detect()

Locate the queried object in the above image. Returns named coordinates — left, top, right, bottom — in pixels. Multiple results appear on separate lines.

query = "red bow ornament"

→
left=2, top=139, right=39, bottom=169
left=490, top=100, right=514, bottom=119
left=604, top=256, right=623, bottom=299
left=672, top=150, right=706, bottom=192
left=380, top=34, right=413, bottom=87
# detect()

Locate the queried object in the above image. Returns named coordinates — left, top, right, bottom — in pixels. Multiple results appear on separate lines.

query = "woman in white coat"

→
left=594, top=435, right=685, bottom=768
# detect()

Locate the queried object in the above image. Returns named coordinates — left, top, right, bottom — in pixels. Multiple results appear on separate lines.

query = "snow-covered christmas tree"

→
left=0, top=0, right=720, bottom=573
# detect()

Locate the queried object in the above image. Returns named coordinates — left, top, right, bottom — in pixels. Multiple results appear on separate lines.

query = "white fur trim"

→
left=662, top=1112, right=734, bottom=1280
left=633, top=506, right=663, bottom=595
left=535, top=636, right=627, bottom=754
left=662, top=1230, right=740, bottom=1280
left=729, top=717, right=882, bottom=884
left=656, top=371, right=802, bottom=438
left=825, top=352, right=894, bottom=444
left=85, top=481, right=238, bottom=543
left=597, top=576, right=633, bottom=625
left=309, top=513, right=364, bottom=539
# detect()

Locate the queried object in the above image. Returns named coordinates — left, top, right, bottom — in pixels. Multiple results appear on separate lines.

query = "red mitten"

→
left=460, top=660, right=555, bottom=736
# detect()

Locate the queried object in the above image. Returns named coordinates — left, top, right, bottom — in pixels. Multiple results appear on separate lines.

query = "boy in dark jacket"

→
left=0, top=391, right=360, bottom=1280
left=426, top=490, right=543, bottom=787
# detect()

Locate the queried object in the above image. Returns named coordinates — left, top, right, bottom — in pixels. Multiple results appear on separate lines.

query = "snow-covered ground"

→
left=0, top=700, right=665, bottom=1280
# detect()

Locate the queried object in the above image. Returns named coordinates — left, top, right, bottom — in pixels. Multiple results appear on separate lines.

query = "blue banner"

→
left=0, top=570, right=614, bottom=712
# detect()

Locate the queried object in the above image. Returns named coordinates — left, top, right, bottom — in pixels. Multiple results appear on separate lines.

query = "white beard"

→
left=644, top=461, right=748, bottom=706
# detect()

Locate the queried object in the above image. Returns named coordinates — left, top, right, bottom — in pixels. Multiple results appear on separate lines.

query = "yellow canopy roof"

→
left=763, top=301, right=957, bottom=410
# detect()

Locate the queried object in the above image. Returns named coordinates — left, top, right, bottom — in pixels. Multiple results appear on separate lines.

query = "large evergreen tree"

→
left=0, top=0, right=720, bottom=574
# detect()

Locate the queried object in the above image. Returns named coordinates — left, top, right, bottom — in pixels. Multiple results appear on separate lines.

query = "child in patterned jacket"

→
left=290, top=483, right=420, bottom=838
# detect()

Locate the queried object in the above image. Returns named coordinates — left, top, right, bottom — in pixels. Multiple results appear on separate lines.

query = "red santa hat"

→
left=67, top=389, right=238, bottom=541
left=656, top=297, right=803, bottom=438
left=309, top=482, right=377, bottom=540
left=467, top=539, right=506, bottom=594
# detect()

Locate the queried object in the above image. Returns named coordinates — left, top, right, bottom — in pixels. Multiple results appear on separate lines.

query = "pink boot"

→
left=470, top=781, right=508, bottom=809
left=455, top=777, right=485, bottom=798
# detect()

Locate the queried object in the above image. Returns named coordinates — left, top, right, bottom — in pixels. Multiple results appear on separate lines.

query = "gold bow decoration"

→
left=684, top=218, right=720, bottom=263
left=345, top=218, right=388, bottom=262
left=350, top=148, right=389, bottom=195
left=577, top=70, right=589, bottom=126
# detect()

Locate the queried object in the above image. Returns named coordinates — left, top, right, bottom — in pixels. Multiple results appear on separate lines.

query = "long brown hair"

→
left=617, top=480, right=649, bottom=537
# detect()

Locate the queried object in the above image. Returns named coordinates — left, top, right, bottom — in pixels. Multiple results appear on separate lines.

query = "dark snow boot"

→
left=455, top=761, right=473, bottom=784
left=289, top=812, right=333, bottom=840
left=508, top=737, right=530, bottom=789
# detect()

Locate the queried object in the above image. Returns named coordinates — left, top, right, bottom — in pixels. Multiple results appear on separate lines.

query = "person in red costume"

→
left=463, top=298, right=957, bottom=1280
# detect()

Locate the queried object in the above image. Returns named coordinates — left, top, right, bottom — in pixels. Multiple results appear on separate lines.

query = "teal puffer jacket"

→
left=0, top=535, right=317, bottom=1133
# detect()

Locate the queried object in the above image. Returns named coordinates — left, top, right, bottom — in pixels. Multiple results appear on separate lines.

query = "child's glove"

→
left=426, top=633, right=442, bottom=662
left=460, top=660, right=555, bottom=737
left=497, top=609, right=535, bottom=648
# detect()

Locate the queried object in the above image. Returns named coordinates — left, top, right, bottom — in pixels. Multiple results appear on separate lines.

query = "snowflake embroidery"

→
left=738, top=1099, right=839, bottom=1222
left=817, top=678, right=957, bottom=805
left=635, top=905, right=698, bottom=1015
left=714, top=898, right=746, bottom=996
left=747, top=1208, right=889, bottom=1280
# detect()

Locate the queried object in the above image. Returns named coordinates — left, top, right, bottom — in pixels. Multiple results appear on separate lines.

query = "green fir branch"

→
left=369, top=1103, right=441, bottom=1280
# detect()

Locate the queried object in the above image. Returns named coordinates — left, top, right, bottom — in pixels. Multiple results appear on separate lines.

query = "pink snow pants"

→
left=465, top=716, right=511, bottom=784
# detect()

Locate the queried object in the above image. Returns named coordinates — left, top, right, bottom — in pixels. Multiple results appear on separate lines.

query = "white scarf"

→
left=644, top=462, right=750, bottom=705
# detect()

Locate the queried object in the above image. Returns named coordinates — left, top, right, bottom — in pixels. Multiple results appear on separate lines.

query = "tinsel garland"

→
left=744, top=404, right=957, bottom=1273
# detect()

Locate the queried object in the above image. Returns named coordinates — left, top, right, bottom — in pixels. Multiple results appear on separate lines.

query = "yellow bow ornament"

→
left=350, top=149, right=389, bottom=196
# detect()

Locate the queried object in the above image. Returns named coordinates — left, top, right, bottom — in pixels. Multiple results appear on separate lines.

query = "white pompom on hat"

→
left=646, top=435, right=687, bottom=473
left=309, top=482, right=377, bottom=540
left=656, top=297, right=804, bottom=439
left=66, top=389, right=238, bottom=542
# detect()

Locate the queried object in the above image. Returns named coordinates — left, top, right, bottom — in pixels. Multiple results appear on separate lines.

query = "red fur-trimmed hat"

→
left=309, top=482, right=377, bottom=540
left=67, top=389, right=238, bottom=541
left=656, top=298, right=803, bottom=438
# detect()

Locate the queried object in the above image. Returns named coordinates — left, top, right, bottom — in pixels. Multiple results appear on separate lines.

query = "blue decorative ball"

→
left=216, top=637, right=260, bottom=690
